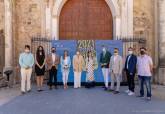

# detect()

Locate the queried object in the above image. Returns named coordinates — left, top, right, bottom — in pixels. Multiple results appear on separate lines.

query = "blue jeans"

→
left=138, top=76, right=152, bottom=97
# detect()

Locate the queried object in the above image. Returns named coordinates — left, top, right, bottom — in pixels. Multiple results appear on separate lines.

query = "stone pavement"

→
left=0, top=85, right=165, bottom=114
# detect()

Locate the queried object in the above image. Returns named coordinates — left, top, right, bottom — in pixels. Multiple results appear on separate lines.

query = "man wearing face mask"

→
left=124, top=47, right=137, bottom=96
left=137, top=47, right=153, bottom=101
left=100, top=46, right=112, bottom=90
left=19, top=45, right=34, bottom=94
left=46, top=47, right=60, bottom=90
left=109, top=48, right=123, bottom=94
left=73, top=50, right=85, bottom=88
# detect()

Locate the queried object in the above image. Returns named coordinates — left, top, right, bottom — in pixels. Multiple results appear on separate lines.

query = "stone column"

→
left=4, top=0, right=13, bottom=68
left=51, top=15, right=59, bottom=40
left=41, top=0, right=46, bottom=36
left=158, top=0, right=165, bottom=85
left=121, top=0, right=133, bottom=37
left=45, top=1, right=52, bottom=38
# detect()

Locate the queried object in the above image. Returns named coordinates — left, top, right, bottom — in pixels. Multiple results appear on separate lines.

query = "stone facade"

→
left=133, top=0, right=155, bottom=57
left=0, top=0, right=5, bottom=85
left=158, top=0, right=165, bottom=85
left=0, top=0, right=165, bottom=85
left=14, top=0, right=42, bottom=65
left=0, top=0, right=4, bottom=31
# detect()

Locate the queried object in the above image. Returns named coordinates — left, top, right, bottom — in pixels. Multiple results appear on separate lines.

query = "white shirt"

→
left=137, top=55, right=153, bottom=76
left=52, top=53, right=56, bottom=64
left=114, top=55, right=118, bottom=62
left=64, top=57, right=68, bottom=65
left=127, top=55, right=131, bottom=69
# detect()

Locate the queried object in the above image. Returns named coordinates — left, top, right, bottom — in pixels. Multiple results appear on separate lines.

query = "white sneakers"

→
left=125, top=89, right=135, bottom=96
left=125, top=89, right=130, bottom=93
left=128, top=91, right=135, bottom=96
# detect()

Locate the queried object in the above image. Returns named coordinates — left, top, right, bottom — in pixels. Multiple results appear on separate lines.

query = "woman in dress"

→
left=35, top=46, right=46, bottom=91
left=61, top=50, right=71, bottom=89
left=85, top=51, right=98, bottom=88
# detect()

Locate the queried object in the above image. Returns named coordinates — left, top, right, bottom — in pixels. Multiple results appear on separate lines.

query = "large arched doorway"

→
left=59, top=0, right=113, bottom=40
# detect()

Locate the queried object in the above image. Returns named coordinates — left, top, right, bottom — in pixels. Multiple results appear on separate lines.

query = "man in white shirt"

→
left=137, top=47, right=153, bottom=101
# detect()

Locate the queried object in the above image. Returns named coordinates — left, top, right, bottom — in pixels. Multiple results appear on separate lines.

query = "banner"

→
left=52, top=40, right=123, bottom=83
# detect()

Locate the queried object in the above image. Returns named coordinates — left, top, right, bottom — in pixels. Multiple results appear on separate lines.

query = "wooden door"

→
left=59, top=0, right=113, bottom=40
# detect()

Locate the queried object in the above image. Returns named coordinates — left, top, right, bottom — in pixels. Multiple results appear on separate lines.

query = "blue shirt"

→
left=19, top=52, right=34, bottom=68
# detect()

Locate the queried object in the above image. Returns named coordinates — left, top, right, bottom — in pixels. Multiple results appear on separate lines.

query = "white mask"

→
left=102, top=48, right=106, bottom=52
left=128, top=51, right=133, bottom=55
left=25, top=49, right=30, bottom=53
left=76, top=52, right=80, bottom=55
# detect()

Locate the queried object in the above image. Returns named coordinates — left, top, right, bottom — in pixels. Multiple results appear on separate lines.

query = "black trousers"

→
left=126, top=70, right=135, bottom=92
left=48, top=67, right=57, bottom=87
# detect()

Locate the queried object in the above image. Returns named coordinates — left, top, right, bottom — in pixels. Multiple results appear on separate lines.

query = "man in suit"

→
left=124, top=47, right=137, bottom=96
left=109, top=48, right=123, bottom=94
left=73, top=50, right=85, bottom=88
left=46, top=47, right=60, bottom=90
left=100, top=46, right=112, bottom=90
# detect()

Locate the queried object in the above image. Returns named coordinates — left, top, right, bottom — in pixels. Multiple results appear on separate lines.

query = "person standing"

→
left=73, top=50, right=85, bottom=89
left=137, top=47, right=153, bottom=101
left=46, top=47, right=60, bottom=90
left=109, top=48, right=123, bottom=94
left=60, top=50, right=71, bottom=89
left=85, top=51, right=98, bottom=88
left=19, top=45, right=34, bottom=94
left=100, top=46, right=112, bottom=90
left=124, top=47, right=137, bottom=96
left=35, top=46, right=46, bottom=92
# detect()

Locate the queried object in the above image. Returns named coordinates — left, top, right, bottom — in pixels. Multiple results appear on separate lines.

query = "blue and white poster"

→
left=52, top=40, right=123, bottom=83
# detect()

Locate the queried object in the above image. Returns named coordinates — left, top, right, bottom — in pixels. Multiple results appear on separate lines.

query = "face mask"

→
left=128, top=51, right=133, bottom=55
left=76, top=52, right=80, bottom=55
left=52, top=50, right=55, bottom=53
left=114, top=52, right=118, bottom=55
left=102, top=48, right=106, bottom=52
left=25, top=49, right=30, bottom=53
left=140, top=51, right=145, bottom=55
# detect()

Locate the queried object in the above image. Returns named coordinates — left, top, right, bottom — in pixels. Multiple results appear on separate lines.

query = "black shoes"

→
left=104, top=87, right=108, bottom=91
left=113, top=91, right=120, bottom=94
left=21, top=91, right=25, bottom=95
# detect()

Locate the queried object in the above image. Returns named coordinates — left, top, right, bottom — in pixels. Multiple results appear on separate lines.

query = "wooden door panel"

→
left=59, top=0, right=113, bottom=40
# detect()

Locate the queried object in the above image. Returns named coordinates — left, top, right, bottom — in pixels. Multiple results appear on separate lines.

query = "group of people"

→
left=19, top=44, right=153, bottom=101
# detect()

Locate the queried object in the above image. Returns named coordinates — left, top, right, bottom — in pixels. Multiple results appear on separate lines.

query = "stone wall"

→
left=133, top=0, right=155, bottom=58
left=0, top=0, right=4, bottom=73
left=14, top=0, right=42, bottom=65
left=0, top=0, right=4, bottom=31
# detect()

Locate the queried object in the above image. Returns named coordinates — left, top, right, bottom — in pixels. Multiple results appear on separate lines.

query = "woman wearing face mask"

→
left=60, top=50, right=71, bottom=89
left=124, top=47, right=137, bottom=96
left=85, top=51, right=98, bottom=88
left=35, top=46, right=46, bottom=92
left=73, top=50, right=85, bottom=88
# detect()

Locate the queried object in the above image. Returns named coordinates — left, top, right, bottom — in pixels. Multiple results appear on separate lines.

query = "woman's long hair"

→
left=87, top=51, right=93, bottom=62
left=63, top=50, right=69, bottom=59
left=36, top=46, right=45, bottom=63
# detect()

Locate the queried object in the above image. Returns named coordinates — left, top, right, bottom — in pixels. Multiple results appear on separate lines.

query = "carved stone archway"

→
left=51, top=0, right=121, bottom=39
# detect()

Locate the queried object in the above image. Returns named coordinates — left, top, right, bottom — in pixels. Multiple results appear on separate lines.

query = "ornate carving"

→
left=133, top=9, right=152, bottom=36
